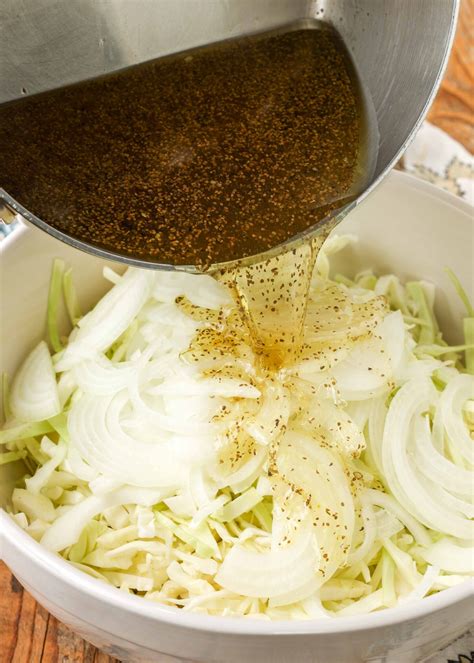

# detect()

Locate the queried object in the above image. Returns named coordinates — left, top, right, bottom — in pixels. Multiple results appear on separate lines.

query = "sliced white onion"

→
left=315, top=234, right=356, bottom=280
left=73, top=355, right=136, bottom=396
left=294, top=342, right=351, bottom=378
left=244, top=381, right=290, bottom=446
left=440, top=374, right=474, bottom=465
left=127, top=378, right=216, bottom=435
left=364, top=489, right=431, bottom=547
left=57, top=371, right=77, bottom=408
left=347, top=493, right=376, bottom=564
left=419, top=538, right=474, bottom=573
left=217, top=447, right=267, bottom=493
left=140, top=353, right=186, bottom=386
left=274, top=430, right=355, bottom=584
left=149, top=375, right=260, bottom=399
left=308, top=397, right=366, bottom=457
left=381, top=379, right=473, bottom=539
left=216, top=523, right=319, bottom=604
left=103, top=266, right=122, bottom=284
left=10, top=341, right=61, bottom=423
left=378, top=311, right=407, bottom=376
left=366, top=395, right=387, bottom=477
left=413, top=414, right=473, bottom=496
left=345, top=399, right=372, bottom=433
left=331, top=336, right=391, bottom=401
left=89, top=475, right=123, bottom=495
left=68, top=391, right=212, bottom=488
left=142, top=301, right=200, bottom=346
left=397, top=356, right=441, bottom=383
left=55, top=269, right=154, bottom=371
left=64, top=446, right=98, bottom=482
left=375, top=509, right=404, bottom=540
left=153, top=271, right=232, bottom=310
left=268, top=579, right=321, bottom=609
left=427, top=482, right=474, bottom=519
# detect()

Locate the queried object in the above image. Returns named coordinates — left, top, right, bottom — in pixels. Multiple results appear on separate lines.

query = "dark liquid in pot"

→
left=0, top=24, right=366, bottom=267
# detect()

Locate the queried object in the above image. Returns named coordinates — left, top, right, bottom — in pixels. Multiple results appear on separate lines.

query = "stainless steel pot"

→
left=0, top=0, right=459, bottom=269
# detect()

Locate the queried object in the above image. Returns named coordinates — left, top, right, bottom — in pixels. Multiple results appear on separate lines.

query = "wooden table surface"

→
left=1, top=2, right=473, bottom=662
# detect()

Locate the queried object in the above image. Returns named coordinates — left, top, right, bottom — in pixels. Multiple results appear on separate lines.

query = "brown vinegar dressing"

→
left=0, top=23, right=371, bottom=368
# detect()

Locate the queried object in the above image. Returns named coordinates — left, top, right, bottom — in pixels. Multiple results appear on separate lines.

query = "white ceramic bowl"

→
left=0, top=171, right=473, bottom=663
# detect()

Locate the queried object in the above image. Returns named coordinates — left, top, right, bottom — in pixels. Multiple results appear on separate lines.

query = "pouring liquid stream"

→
left=218, top=235, right=329, bottom=370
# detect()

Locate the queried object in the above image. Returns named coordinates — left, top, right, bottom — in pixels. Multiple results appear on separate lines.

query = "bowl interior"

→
left=0, top=172, right=472, bottom=635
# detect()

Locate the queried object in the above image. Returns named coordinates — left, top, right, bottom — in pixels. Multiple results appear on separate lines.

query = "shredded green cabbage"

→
left=63, top=267, right=82, bottom=326
left=2, top=235, right=472, bottom=619
left=47, top=258, right=66, bottom=353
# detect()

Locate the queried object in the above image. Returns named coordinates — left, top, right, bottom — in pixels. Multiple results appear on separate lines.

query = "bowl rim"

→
left=1, top=170, right=473, bottom=638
